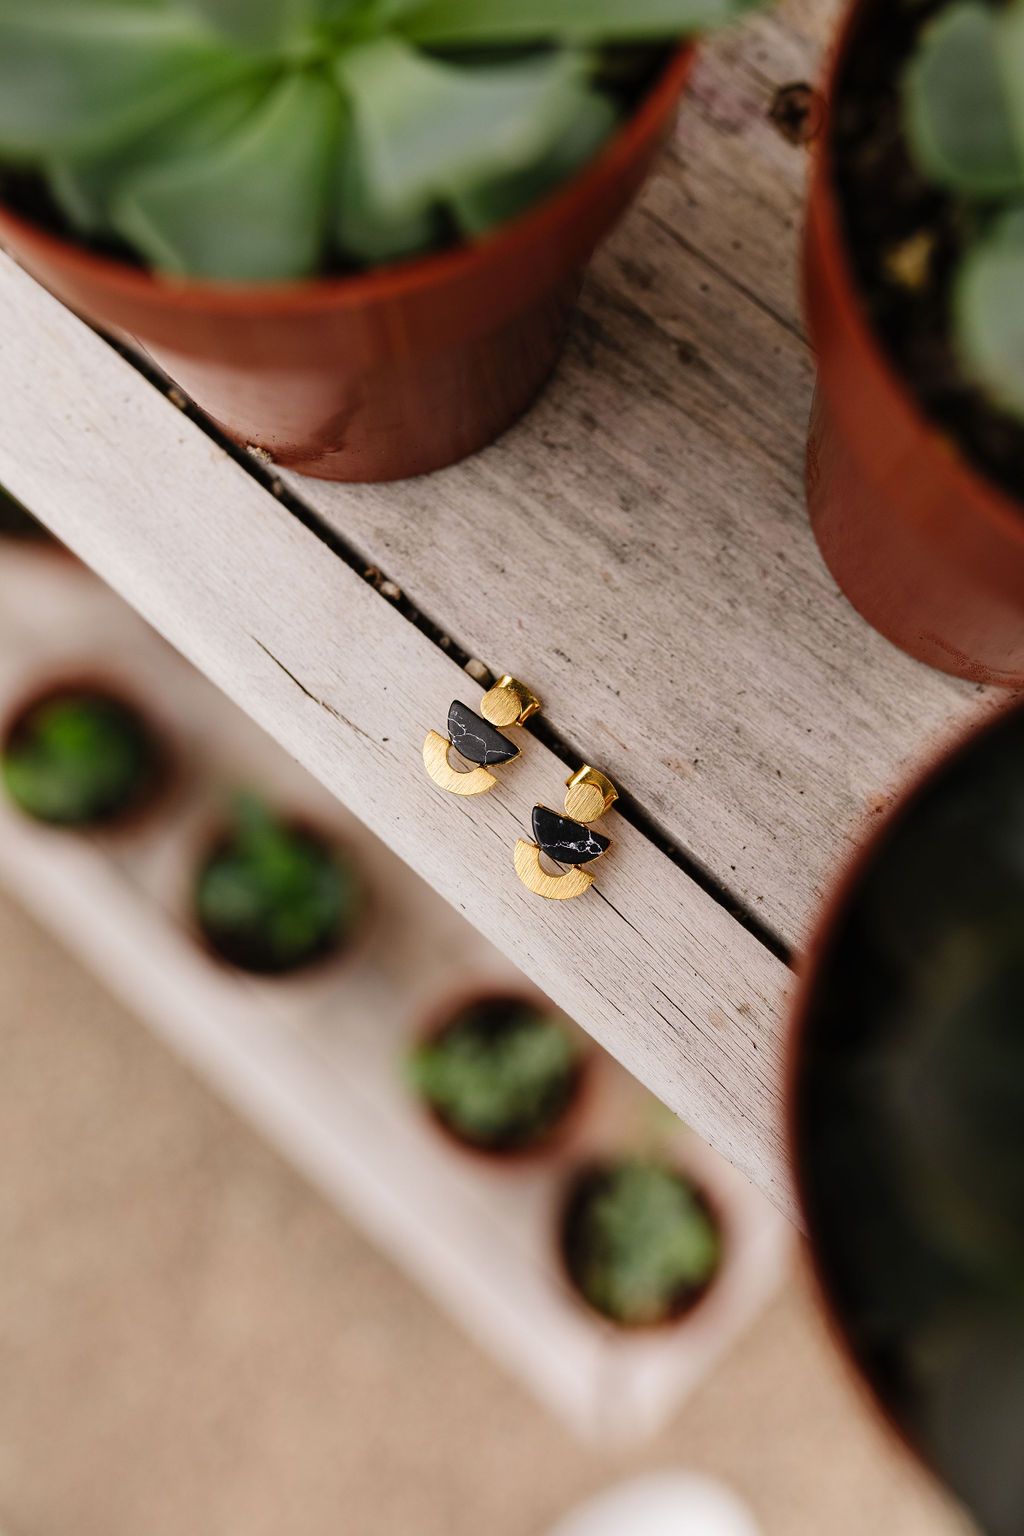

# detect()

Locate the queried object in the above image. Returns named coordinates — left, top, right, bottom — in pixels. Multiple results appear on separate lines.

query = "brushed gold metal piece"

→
left=564, top=765, right=618, bottom=823
left=514, top=839, right=595, bottom=901
left=481, top=675, right=542, bottom=729
left=422, top=730, right=497, bottom=797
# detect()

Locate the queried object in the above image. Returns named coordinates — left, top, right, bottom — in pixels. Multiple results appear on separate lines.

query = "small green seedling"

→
left=2, top=687, right=158, bottom=826
left=195, top=793, right=363, bottom=973
left=409, top=996, right=581, bottom=1151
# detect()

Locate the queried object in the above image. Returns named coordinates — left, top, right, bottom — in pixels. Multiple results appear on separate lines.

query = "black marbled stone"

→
left=447, top=701, right=519, bottom=767
left=532, top=806, right=610, bottom=866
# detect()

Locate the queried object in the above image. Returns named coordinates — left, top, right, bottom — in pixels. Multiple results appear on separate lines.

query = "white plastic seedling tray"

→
left=0, top=548, right=792, bottom=1445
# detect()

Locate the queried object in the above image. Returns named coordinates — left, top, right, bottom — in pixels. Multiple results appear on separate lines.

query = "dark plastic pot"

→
left=0, top=50, right=693, bottom=484
left=788, top=697, right=1024, bottom=1530
left=804, top=2, right=1024, bottom=687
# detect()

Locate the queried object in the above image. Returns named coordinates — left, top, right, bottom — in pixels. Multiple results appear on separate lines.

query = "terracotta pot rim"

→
left=556, top=1155, right=724, bottom=1333
left=810, top=0, right=1024, bottom=551
left=786, top=693, right=1024, bottom=1486
left=0, top=668, right=176, bottom=837
left=188, top=806, right=372, bottom=982
left=0, top=47, right=694, bottom=319
left=411, top=985, right=592, bottom=1167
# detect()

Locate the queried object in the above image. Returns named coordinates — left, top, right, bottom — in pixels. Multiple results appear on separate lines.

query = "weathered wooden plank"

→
left=283, top=0, right=994, bottom=951
left=0, top=251, right=795, bottom=1218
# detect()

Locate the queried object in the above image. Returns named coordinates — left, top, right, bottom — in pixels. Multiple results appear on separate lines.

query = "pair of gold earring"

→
left=422, top=675, right=618, bottom=902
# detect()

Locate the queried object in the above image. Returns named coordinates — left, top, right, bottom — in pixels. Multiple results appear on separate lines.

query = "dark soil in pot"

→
left=1, top=681, right=164, bottom=828
left=193, top=796, right=367, bottom=977
left=560, top=1158, right=721, bottom=1329
left=408, top=992, right=586, bottom=1158
left=792, top=703, right=1024, bottom=1536
left=832, top=0, right=1024, bottom=504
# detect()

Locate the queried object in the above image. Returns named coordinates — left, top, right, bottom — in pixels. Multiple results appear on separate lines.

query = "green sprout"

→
left=2, top=686, right=158, bottom=826
left=904, top=0, right=1024, bottom=418
left=195, top=793, right=364, bottom=973
left=564, top=1159, right=720, bottom=1326
left=0, top=0, right=761, bottom=282
left=408, top=996, right=582, bottom=1151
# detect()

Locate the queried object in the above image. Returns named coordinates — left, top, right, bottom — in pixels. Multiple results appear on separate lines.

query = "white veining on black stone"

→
left=447, top=701, right=519, bottom=767
left=532, top=806, right=610, bottom=866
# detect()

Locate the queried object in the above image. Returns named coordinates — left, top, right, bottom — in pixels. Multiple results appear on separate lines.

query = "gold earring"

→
left=423, top=675, right=541, bottom=797
left=514, top=765, right=618, bottom=900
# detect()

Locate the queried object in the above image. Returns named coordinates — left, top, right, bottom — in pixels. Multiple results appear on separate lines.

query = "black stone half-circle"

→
left=532, top=806, right=610, bottom=867
left=447, top=700, right=520, bottom=767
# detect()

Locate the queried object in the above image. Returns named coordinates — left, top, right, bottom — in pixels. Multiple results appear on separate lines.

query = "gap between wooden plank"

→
left=108, top=333, right=790, bottom=967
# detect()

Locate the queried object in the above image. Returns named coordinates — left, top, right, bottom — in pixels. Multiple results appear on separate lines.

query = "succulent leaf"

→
left=180, top=0, right=318, bottom=48
left=0, top=3, right=249, bottom=160
left=333, top=126, right=445, bottom=265
left=402, top=0, right=760, bottom=44
left=955, top=205, right=1024, bottom=420
left=569, top=1161, right=720, bottom=1326
left=47, top=73, right=273, bottom=233
left=450, top=85, right=619, bottom=235
left=334, top=38, right=588, bottom=212
left=112, top=71, right=343, bottom=280
left=408, top=1001, right=579, bottom=1149
left=904, top=1, right=1024, bottom=197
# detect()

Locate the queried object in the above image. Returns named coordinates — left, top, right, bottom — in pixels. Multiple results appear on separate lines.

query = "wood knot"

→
left=769, top=82, right=826, bottom=146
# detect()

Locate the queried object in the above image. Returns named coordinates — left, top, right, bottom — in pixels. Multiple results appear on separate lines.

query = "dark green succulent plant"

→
left=562, top=1159, right=721, bottom=1326
left=904, top=0, right=1024, bottom=418
left=796, top=703, right=1024, bottom=1536
left=408, top=994, right=582, bottom=1152
left=1, top=684, right=161, bottom=826
left=194, top=794, right=365, bottom=973
left=0, top=0, right=761, bottom=282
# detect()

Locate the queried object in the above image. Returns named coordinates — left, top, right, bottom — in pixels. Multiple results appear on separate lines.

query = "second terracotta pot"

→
left=789, top=698, right=1024, bottom=1530
left=804, top=3, right=1024, bottom=688
left=0, top=51, right=692, bottom=485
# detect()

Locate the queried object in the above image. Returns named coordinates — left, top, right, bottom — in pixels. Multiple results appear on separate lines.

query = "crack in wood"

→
left=643, top=207, right=806, bottom=345
left=250, top=636, right=382, bottom=751
left=112, top=336, right=792, bottom=971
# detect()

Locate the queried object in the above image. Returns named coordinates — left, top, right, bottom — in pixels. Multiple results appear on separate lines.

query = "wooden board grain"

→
left=281, top=0, right=996, bottom=951
left=0, top=253, right=794, bottom=1217
left=0, top=0, right=1000, bottom=1219
left=0, top=549, right=792, bottom=1444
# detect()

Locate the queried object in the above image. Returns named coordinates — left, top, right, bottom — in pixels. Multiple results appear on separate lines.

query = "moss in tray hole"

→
left=408, top=995, right=583, bottom=1154
left=562, top=1159, right=721, bottom=1327
left=2, top=685, right=160, bottom=827
left=195, top=794, right=365, bottom=975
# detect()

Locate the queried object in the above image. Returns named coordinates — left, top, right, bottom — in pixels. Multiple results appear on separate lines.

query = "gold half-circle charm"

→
left=423, top=730, right=497, bottom=796
left=513, top=839, right=595, bottom=901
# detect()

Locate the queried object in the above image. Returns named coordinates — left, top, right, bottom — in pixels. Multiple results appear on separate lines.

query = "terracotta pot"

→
left=788, top=697, right=1024, bottom=1521
left=804, top=2, right=1024, bottom=687
left=411, top=988, right=592, bottom=1167
left=0, top=671, right=173, bottom=835
left=189, top=809, right=371, bottom=979
left=0, top=51, right=693, bottom=484
left=558, top=1159, right=723, bottom=1331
